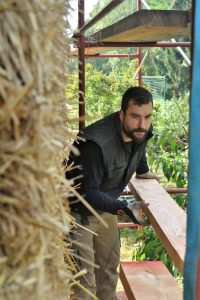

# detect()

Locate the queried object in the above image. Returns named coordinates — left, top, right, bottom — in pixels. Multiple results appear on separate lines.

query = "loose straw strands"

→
left=0, top=0, right=74, bottom=299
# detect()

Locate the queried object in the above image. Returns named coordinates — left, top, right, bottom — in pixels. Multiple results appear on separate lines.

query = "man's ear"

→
left=119, top=110, right=124, bottom=122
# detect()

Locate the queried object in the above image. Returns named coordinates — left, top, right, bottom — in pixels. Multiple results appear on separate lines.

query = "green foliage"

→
left=141, top=0, right=191, bottom=100
left=143, top=48, right=190, bottom=99
left=68, top=0, right=191, bottom=285
left=146, top=0, right=172, bottom=9
left=86, top=47, right=139, bottom=75
left=67, top=54, right=190, bottom=194
left=67, top=60, right=189, bottom=190
left=171, top=193, right=187, bottom=210
left=147, top=96, right=189, bottom=188
left=147, top=0, right=191, bottom=10
left=131, top=227, right=182, bottom=282
left=86, top=0, right=191, bottom=100
left=172, top=0, right=191, bottom=9
left=67, top=59, right=138, bottom=126
left=87, top=0, right=137, bottom=35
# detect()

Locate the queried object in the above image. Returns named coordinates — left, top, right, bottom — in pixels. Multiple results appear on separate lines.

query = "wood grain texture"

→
left=116, top=290, right=128, bottom=300
left=71, top=9, right=191, bottom=56
left=120, top=261, right=183, bottom=300
left=129, top=178, right=186, bottom=273
left=91, top=10, right=190, bottom=42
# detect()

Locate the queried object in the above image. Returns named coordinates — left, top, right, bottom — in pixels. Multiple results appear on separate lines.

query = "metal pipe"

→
left=141, top=0, right=150, bottom=9
left=78, top=0, right=85, bottom=129
left=118, top=222, right=141, bottom=228
left=137, top=0, right=142, bottom=10
left=84, top=53, right=140, bottom=59
left=134, top=50, right=149, bottom=83
left=171, top=38, right=191, bottom=65
left=137, top=47, right=142, bottom=86
left=166, top=188, right=188, bottom=194
left=76, top=0, right=124, bottom=35
left=137, top=0, right=142, bottom=86
left=78, top=41, right=191, bottom=48
left=78, top=0, right=84, bottom=28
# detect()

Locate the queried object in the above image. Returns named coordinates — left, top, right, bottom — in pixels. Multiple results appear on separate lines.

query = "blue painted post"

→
left=184, top=1, right=200, bottom=299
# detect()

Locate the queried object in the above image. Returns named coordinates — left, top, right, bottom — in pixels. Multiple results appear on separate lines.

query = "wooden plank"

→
left=120, top=261, right=183, bottom=300
left=91, top=10, right=190, bottom=42
left=71, top=9, right=190, bottom=56
left=116, top=290, right=128, bottom=300
left=118, top=222, right=141, bottom=228
left=129, top=178, right=186, bottom=273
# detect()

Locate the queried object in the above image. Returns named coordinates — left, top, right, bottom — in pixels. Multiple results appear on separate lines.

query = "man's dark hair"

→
left=121, top=86, right=153, bottom=113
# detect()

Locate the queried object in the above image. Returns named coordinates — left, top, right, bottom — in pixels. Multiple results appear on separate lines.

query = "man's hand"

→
left=136, top=171, right=162, bottom=182
left=117, top=199, right=149, bottom=225
left=117, top=204, right=141, bottom=225
left=127, top=199, right=149, bottom=225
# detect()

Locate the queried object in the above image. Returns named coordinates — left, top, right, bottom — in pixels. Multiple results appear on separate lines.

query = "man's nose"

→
left=138, top=117, right=146, bottom=128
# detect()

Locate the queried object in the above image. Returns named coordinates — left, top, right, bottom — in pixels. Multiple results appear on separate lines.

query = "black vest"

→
left=78, top=112, right=153, bottom=200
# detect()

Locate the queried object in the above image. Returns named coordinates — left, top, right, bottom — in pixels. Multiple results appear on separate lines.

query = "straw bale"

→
left=0, top=0, right=74, bottom=299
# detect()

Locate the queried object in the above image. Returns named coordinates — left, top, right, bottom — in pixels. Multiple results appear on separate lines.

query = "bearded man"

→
left=66, top=86, right=156, bottom=300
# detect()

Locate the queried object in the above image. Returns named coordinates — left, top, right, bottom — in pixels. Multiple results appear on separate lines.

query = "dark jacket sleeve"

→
left=67, top=140, right=122, bottom=214
left=135, top=148, right=149, bottom=175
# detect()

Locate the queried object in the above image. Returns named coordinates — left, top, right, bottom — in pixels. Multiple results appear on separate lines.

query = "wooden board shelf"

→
left=120, top=261, right=183, bottom=300
left=71, top=9, right=191, bottom=56
left=129, top=178, right=186, bottom=273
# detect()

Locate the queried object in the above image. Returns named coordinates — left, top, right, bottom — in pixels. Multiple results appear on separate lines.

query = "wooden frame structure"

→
left=71, top=1, right=200, bottom=299
left=129, top=178, right=186, bottom=273
left=73, top=0, right=191, bottom=129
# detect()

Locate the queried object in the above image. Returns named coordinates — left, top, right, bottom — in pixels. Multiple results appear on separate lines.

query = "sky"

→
left=68, top=0, right=99, bottom=31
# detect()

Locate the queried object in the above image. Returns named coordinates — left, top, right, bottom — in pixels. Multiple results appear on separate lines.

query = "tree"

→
left=142, top=47, right=190, bottom=99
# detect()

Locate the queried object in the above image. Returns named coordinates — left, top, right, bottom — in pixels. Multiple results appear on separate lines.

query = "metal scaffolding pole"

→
left=137, top=0, right=142, bottom=86
left=84, top=54, right=139, bottom=59
left=75, top=0, right=124, bottom=35
left=78, top=0, right=85, bottom=129
left=79, top=41, right=191, bottom=48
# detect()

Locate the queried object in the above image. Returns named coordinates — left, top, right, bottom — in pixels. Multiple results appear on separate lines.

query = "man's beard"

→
left=122, top=124, right=148, bottom=143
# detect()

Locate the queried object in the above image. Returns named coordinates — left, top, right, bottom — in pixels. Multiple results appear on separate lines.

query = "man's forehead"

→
left=127, top=101, right=153, bottom=109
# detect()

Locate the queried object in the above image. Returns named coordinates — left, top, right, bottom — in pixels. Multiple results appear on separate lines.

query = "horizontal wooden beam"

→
left=129, top=178, right=186, bottom=273
left=91, top=9, right=190, bottom=42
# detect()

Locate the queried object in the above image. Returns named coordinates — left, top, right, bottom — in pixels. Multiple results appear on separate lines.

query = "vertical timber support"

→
left=78, top=0, right=85, bottom=129
left=137, top=0, right=142, bottom=86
